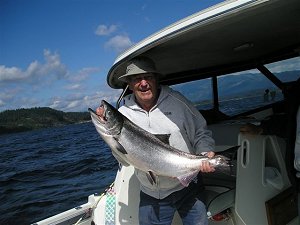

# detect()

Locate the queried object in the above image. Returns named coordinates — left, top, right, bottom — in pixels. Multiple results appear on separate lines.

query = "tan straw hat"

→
left=118, top=56, right=159, bottom=81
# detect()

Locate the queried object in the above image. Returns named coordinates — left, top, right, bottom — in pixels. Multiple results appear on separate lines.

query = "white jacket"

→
left=119, top=85, right=215, bottom=199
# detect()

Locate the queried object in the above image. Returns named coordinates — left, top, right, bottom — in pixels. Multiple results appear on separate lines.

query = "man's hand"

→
left=200, top=151, right=215, bottom=173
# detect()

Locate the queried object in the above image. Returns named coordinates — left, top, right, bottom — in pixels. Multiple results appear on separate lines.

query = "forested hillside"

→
left=0, top=107, right=90, bottom=135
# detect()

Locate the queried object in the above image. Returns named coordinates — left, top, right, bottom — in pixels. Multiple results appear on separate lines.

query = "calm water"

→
left=0, top=122, right=119, bottom=225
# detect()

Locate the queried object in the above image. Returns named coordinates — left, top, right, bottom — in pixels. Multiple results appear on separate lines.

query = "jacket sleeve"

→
left=171, top=90, right=215, bottom=154
left=184, top=104, right=215, bottom=154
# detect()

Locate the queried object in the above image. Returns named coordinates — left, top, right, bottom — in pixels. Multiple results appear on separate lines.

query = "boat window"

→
left=265, top=56, right=300, bottom=83
left=217, top=69, right=284, bottom=116
left=171, top=78, right=213, bottom=111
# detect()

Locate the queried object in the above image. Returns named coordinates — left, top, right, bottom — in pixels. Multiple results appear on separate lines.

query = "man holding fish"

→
left=94, top=56, right=216, bottom=225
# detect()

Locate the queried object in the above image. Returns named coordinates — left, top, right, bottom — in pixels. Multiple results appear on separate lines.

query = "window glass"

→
left=265, top=56, right=300, bottom=82
left=218, top=69, right=283, bottom=116
left=170, top=56, right=300, bottom=117
left=171, top=78, right=213, bottom=111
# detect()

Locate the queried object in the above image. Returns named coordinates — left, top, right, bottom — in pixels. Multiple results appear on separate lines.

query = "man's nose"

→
left=140, top=79, right=148, bottom=86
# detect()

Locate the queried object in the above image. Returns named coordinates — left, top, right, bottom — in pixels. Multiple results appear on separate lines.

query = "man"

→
left=97, top=56, right=215, bottom=225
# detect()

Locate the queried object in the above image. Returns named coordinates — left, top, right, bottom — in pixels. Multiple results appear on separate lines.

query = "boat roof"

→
left=107, top=0, right=300, bottom=89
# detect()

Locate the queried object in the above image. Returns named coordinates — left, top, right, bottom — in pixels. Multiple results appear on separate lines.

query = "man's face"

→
left=128, top=73, right=159, bottom=106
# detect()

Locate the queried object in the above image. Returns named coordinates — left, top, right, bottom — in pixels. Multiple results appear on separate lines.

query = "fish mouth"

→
left=88, top=103, right=107, bottom=124
left=98, top=103, right=108, bottom=123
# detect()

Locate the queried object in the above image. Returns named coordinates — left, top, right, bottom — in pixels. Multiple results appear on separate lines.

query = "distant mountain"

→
left=0, top=107, right=90, bottom=135
left=174, top=70, right=300, bottom=102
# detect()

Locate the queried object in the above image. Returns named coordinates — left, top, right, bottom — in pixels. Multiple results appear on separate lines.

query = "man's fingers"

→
left=200, top=160, right=215, bottom=173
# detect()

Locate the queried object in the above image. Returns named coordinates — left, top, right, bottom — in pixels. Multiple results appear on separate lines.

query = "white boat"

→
left=34, top=0, right=300, bottom=224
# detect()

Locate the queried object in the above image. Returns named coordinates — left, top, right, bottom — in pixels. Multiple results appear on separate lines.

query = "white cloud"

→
left=0, top=66, right=23, bottom=82
left=46, top=88, right=121, bottom=112
left=95, top=24, right=117, bottom=36
left=0, top=49, right=121, bottom=112
left=0, top=85, right=54, bottom=111
left=65, top=100, right=81, bottom=110
left=0, top=88, right=22, bottom=107
left=69, top=67, right=100, bottom=82
left=65, top=84, right=81, bottom=90
left=48, top=98, right=62, bottom=109
left=42, top=49, right=67, bottom=79
left=0, top=49, right=67, bottom=83
left=1, top=94, right=42, bottom=110
left=0, top=99, right=4, bottom=107
left=104, top=34, right=133, bottom=53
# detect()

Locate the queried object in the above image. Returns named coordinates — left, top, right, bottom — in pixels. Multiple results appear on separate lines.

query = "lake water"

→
left=0, top=122, right=119, bottom=225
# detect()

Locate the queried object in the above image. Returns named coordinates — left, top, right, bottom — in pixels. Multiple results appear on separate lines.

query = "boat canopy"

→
left=107, top=0, right=300, bottom=89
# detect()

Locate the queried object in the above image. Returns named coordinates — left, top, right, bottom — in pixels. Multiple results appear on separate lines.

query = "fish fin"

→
left=113, top=137, right=128, bottom=154
left=154, top=134, right=171, bottom=145
left=146, top=171, right=157, bottom=185
left=112, top=152, right=130, bottom=167
left=177, top=170, right=199, bottom=187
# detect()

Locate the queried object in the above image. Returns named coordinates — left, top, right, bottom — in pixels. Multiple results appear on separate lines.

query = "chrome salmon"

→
left=89, top=100, right=237, bottom=186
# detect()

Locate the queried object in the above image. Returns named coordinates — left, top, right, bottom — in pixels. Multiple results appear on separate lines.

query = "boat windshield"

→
left=171, top=56, right=300, bottom=117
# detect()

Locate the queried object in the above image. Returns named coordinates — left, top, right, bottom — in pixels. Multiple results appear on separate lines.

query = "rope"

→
left=74, top=182, right=115, bottom=225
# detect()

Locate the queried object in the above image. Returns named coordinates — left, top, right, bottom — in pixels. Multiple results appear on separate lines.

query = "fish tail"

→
left=177, top=170, right=199, bottom=187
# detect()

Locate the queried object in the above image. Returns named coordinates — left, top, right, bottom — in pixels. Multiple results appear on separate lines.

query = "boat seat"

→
left=205, top=188, right=235, bottom=217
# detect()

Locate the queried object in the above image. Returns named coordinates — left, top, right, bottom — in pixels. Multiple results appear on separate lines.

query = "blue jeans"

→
left=139, top=183, right=208, bottom=225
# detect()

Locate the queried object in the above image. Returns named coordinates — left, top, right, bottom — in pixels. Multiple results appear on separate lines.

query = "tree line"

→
left=0, top=107, right=91, bottom=135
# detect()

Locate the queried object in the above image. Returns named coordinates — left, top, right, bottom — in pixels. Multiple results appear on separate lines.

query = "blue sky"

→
left=0, top=0, right=224, bottom=112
